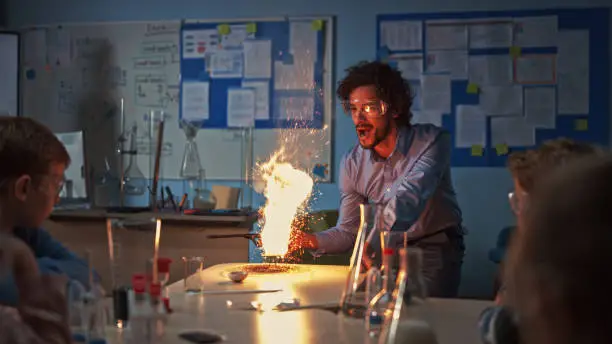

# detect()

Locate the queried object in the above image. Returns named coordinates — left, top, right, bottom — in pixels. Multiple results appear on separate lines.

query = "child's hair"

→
left=506, top=154, right=612, bottom=344
left=507, top=138, right=600, bottom=192
left=0, top=117, right=70, bottom=187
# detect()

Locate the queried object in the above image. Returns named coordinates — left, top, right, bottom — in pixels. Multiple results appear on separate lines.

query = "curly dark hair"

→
left=507, top=138, right=601, bottom=192
left=337, top=61, right=413, bottom=127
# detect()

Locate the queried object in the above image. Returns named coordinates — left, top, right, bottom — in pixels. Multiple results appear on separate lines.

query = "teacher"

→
left=291, top=61, right=465, bottom=297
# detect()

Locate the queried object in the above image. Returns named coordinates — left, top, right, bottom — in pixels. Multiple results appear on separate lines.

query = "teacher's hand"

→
left=286, top=230, right=319, bottom=256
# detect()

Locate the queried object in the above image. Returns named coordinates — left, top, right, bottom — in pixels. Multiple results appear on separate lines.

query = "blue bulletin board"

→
left=180, top=18, right=326, bottom=129
left=377, top=8, right=610, bottom=167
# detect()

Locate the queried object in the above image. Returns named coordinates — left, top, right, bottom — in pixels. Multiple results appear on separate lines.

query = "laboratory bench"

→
left=45, top=209, right=258, bottom=291
left=103, top=263, right=491, bottom=344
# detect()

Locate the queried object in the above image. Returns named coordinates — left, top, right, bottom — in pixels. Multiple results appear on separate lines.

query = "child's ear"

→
left=13, top=175, right=32, bottom=202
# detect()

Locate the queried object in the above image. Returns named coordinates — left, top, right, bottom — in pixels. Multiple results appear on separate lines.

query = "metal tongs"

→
left=206, top=233, right=262, bottom=247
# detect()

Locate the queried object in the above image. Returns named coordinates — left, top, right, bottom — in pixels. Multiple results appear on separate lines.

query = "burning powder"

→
left=257, top=149, right=314, bottom=257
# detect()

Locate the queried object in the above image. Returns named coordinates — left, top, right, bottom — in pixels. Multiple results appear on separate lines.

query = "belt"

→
left=405, top=225, right=462, bottom=246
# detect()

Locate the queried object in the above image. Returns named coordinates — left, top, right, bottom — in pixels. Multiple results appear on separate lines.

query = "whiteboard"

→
left=0, top=32, right=19, bottom=116
left=20, top=18, right=334, bottom=182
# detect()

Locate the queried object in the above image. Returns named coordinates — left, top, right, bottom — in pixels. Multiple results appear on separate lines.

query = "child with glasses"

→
left=0, top=117, right=100, bottom=307
left=496, top=138, right=601, bottom=304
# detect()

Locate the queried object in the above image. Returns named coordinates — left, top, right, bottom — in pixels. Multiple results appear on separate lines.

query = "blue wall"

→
left=8, top=0, right=612, bottom=298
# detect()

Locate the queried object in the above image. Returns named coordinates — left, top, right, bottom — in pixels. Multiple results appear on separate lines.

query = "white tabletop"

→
left=106, top=263, right=491, bottom=344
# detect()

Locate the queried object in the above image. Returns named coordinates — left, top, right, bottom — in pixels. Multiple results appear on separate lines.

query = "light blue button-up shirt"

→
left=315, top=124, right=463, bottom=254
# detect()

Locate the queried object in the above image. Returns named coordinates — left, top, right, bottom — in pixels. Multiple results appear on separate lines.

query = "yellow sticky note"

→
left=246, top=23, right=257, bottom=34
left=311, top=19, right=324, bottom=31
left=217, top=24, right=231, bottom=35
left=471, top=145, right=484, bottom=156
left=495, top=143, right=509, bottom=156
left=466, top=83, right=479, bottom=94
left=574, top=119, right=588, bottom=131
left=510, top=46, right=521, bottom=57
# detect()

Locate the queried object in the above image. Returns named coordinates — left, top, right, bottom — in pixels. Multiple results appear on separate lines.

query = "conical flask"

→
left=339, top=202, right=381, bottom=317
left=180, top=120, right=203, bottom=179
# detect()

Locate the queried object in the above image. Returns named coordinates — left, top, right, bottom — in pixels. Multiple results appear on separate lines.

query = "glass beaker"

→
left=106, top=217, right=159, bottom=328
left=193, top=169, right=216, bottom=210
left=180, top=119, right=203, bottom=179
left=182, top=256, right=206, bottom=293
left=66, top=280, right=87, bottom=342
left=123, top=123, right=146, bottom=196
left=339, top=202, right=382, bottom=318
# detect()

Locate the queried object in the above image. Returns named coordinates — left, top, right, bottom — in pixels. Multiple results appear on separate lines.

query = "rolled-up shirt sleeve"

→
left=314, top=155, right=366, bottom=254
left=384, top=131, right=450, bottom=231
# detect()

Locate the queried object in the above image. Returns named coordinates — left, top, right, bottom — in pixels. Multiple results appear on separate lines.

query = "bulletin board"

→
left=180, top=19, right=326, bottom=129
left=377, top=8, right=610, bottom=167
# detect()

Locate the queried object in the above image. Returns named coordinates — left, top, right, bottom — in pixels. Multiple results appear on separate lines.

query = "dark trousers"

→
left=409, top=227, right=465, bottom=298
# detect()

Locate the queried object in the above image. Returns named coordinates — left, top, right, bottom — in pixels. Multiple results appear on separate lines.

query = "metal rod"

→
left=118, top=98, right=125, bottom=207
left=239, top=129, right=246, bottom=209
left=246, top=127, right=254, bottom=209
left=151, top=116, right=165, bottom=211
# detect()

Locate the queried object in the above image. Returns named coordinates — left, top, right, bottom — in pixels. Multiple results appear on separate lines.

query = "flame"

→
left=258, top=148, right=314, bottom=257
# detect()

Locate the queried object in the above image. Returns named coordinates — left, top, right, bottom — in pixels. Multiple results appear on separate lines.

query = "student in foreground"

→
left=0, top=116, right=99, bottom=306
left=505, top=154, right=612, bottom=344
left=0, top=232, right=71, bottom=344
left=496, top=138, right=600, bottom=303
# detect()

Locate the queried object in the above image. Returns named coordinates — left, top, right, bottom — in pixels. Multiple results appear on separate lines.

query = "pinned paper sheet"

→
left=243, top=40, right=272, bottom=79
left=246, top=23, right=257, bottom=34
left=468, top=55, right=513, bottom=86
left=471, top=145, right=484, bottom=156
left=495, top=143, right=509, bottom=156
left=491, top=117, right=535, bottom=147
left=392, top=53, right=423, bottom=80
left=426, top=50, right=468, bottom=80
left=217, top=24, right=231, bottom=35
left=420, top=74, right=451, bottom=113
left=466, top=83, right=479, bottom=94
left=311, top=19, right=324, bottom=31
left=574, top=119, right=588, bottom=131
left=181, top=81, right=210, bottom=121
left=469, top=22, right=513, bottom=49
left=379, top=20, right=422, bottom=51
left=510, top=46, right=522, bottom=58
left=456, top=105, right=486, bottom=148
left=227, top=88, right=255, bottom=128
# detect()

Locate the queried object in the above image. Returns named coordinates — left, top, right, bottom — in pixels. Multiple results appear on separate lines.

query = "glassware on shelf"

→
left=94, top=157, right=120, bottom=207
left=193, top=169, right=216, bottom=210
left=180, top=120, right=204, bottom=179
left=123, top=123, right=146, bottom=196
